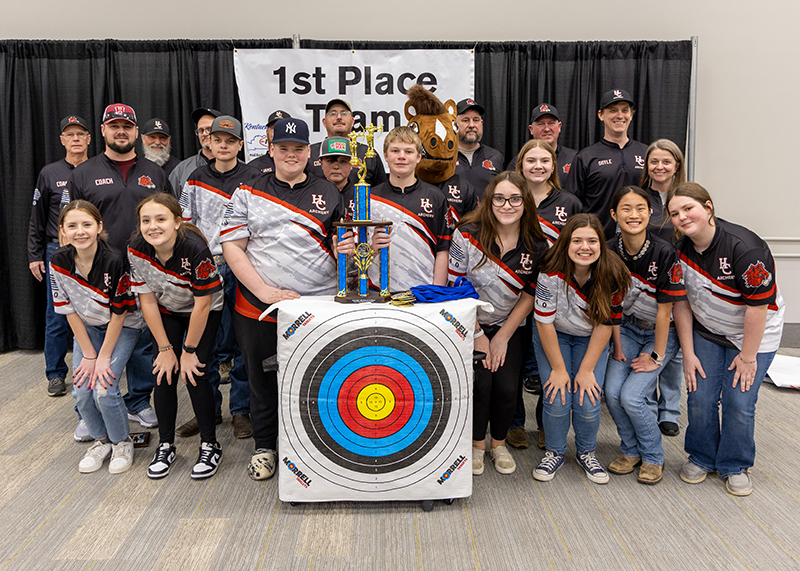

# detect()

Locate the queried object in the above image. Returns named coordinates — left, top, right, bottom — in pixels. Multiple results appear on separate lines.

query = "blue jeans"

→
left=604, top=318, right=679, bottom=465
left=204, top=263, right=249, bottom=416
left=533, top=330, right=610, bottom=455
left=657, top=351, right=683, bottom=424
left=685, top=332, right=775, bottom=478
left=72, top=325, right=140, bottom=443
left=45, top=241, right=70, bottom=380
left=123, top=330, right=156, bottom=414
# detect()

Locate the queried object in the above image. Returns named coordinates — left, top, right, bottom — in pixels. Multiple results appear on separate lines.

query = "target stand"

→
left=273, top=297, right=485, bottom=504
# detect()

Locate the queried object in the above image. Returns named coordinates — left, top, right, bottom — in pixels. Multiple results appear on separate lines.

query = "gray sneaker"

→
left=680, top=459, right=709, bottom=484
left=79, top=441, right=112, bottom=473
left=128, top=406, right=158, bottom=428
left=726, top=470, right=753, bottom=496
left=109, top=440, right=134, bottom=474
left=74, top=419, right=92, bottom=442
left=248, top=448, right=277, bottom=480
left=47, top=377, right=67, bottom=397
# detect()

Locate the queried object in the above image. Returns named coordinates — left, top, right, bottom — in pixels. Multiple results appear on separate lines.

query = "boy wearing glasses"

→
left=28, top=115, right=92, bottom=398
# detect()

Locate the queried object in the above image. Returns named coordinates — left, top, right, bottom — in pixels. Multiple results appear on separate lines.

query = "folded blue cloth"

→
left=410, top=277, right=480, bottom=302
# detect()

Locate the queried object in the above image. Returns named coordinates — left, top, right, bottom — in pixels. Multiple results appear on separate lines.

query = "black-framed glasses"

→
left=491, top=195, right=524, bottom=207
left=195, top=127, right=212, bottom=135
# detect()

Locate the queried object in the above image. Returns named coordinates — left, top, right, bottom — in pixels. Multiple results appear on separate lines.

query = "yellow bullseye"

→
left=356, top=383, right=396, bottom=421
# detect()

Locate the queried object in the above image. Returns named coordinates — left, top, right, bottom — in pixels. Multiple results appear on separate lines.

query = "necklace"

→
left=618, top=235, right=650, bottom=261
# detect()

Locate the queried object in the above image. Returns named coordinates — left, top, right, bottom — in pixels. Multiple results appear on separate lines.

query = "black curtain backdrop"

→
left=0, top=39, right=691, bottom=352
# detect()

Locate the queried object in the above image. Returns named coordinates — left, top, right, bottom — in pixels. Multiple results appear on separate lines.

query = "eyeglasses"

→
left=492, top=195, right=524, bottom=207
left=61, top=131, right=89, bottom=139
left=326, top=110, right=351, bottom=118
left=195, top=127, right=212, bottom=135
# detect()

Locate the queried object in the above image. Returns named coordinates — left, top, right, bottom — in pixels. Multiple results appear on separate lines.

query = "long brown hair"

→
left=515, top=139, right=561, bottom=190
left=540, top=213, right=631, bottom=326
left=58, top=199, right=109, bottom=242
left=134, top=193, right=208, bottom=244
left=458, top=171, right=546, bottom=270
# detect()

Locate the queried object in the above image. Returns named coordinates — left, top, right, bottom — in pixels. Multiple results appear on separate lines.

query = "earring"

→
left=175, top=226, right=179, bottom=230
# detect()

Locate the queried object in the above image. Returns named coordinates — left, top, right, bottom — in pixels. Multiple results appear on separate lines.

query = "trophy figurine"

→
left=332, top=123, right=392, bottom=303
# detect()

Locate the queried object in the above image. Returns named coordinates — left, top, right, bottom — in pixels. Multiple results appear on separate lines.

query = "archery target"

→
left=279, top=305, right=472, bottom=497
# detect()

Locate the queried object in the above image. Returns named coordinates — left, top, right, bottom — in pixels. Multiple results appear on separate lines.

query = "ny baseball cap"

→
left=456, top=98, right=485, bottom=116
left=102, top=104, right=137, bottom=125
left=210, top=115, right=243, bottom=140
left=271, top=118, right=310, bottom=145
left=60, top=115, right=89, bottom=132
left=599, top=89, right=635, bottom=110
left=325, top=99, right=352, bottom=113
left=268, top=110, right=291, bottom=126
left=142, top=118, right=170, bottom=137
left=191, top=107, right=222, bottom=125
left=530, top=103, right=561, bottom=123
left=319, top=136, right=353, bottom=159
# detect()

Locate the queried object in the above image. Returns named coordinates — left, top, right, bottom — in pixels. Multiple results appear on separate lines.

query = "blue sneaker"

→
left=533, top=450, right=564, bottom=481
left=577, top=450, right=609, bottom=484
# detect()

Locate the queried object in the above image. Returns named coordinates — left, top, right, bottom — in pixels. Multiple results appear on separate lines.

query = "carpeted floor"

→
left=1, top=348, right=799, bottom=571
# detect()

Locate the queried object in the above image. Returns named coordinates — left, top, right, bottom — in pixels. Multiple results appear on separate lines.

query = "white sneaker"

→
left=74, top=419, right=92, bottom=442
left=490, top=445, right=517, bottom=474
left=109, top=440, right=134, bottom=474
left=128, top=406, right=158, bottom=428
left=79, top=441, right=112, bottom=473
left=472, top=448, right=485, bottom=475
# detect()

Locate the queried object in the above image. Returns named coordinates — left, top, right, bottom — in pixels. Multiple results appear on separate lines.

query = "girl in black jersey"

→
left=449, top=172, right=547, bottom=476
left=51, top=200, right=139, bottom=474
left=128, top=194, right=225, bottom=480
left=605, top=187, right=686, bottom=485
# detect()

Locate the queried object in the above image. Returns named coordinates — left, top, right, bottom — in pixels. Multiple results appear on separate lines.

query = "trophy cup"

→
left=333, top=123, right=392, bottom=303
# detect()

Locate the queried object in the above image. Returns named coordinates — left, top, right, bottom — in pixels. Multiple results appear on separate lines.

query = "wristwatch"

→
left=183, top=344, right=197, bottom=354
left=650, top=350, right=663, bottom=366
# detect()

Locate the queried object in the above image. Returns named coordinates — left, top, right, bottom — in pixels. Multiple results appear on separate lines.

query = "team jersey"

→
left=28, top=159, right=77, bottom=263
left=66, top=154, right=171, bottom=253
left=449, top=223, right=545, bottom=326
left=643, top=185, right=676, bottom=244
left=219, top=172, right=345, bottom=319
left=536, top=188, right=584, bottom=246
left=455, top=144, right=504, bottom=194
left=534, top=271, right=623, bottom=337
left=161, top=155, right=181, bottom=182
left=608, top=231, right=686, bottom=323
left=180, top=161, right=262, bottom=256
left=676, top=219, right=784, bottom=352
left=249, top=153, right=276, bottom=174
left=308, top=141, right=388, bottom=187
left=507, top=144, right=578, bottom=189
left=566, top=138, right=648, bottom=239
left=128, top=231, right=224, bottom=316
left=433, top=173, right=479, bottom=229
left=357, top=179, right=451, bottom=292
left=169, top=150, right=212, bottom=201
left=50, top=240, right=143, bottom=329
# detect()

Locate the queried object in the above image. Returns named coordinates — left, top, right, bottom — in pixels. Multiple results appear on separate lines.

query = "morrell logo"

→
left=138, top=175, right=155, bottom=189
left=439, top=309, right=469, bottom=340
left=282, top=457, right=312, bottom=488
left=283, top=311, right=313, bottom=340
left=437, top=455, right=467, bottom=485
left=195, top=258, right=217, bottom=280
left=742, top=261, right=772, bottom=288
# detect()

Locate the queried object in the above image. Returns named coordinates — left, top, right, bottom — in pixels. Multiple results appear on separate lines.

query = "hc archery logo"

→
left=448, top=185, right=461, bottom=200
left=555, top=206, right=568, bottom=223
left=311, top=195, right=327, bottom=210
left=103, top=273, right=111, bottom=289
left=635, top=155, right=645, bottom=168
left=742, top=261, right=772, bottom=289
left=116, top=272, right=132, bottom=296
left=420, top=198, right=433, bottom=214
left=181, top=257, right=191, bottom=272
left=520, top=253, right=533, bottom=272
left=155, top=120, right=163, bottom=130
left=614, top=90, right=623, bottom=99
left=285, top=122, right=297, bottom=134
left=719, top=257, right=732, bottom=276
left=195, top=258, right=217, bottom=281
left=648, top=261, right=658, bottom=280
left=138, top=175, right=156, bottom=189
left=539, top=104, right=551, bottom=113
left=482, top=160, right=497, bottom=171
left=669, top=262, right=683, bottom=285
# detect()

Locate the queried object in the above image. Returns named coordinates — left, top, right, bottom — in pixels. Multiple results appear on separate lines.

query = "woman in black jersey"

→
left=128, top=194, right=225, bottom=480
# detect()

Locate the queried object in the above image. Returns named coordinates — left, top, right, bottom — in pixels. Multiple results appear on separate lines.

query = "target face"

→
left=279, top=305, right=472, bottom=497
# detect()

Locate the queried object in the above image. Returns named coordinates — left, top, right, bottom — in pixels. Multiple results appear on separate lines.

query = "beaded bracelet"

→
left=158, top=344, right=173, bottom=353
left=738, top=354, right=756, bottom=365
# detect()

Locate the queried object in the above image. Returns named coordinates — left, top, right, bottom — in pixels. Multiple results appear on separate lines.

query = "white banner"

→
left=233, top=48, right=474, bottom=161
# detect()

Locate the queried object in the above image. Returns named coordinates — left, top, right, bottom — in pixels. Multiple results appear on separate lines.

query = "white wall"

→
left=3, top=0, right=798, bottom=319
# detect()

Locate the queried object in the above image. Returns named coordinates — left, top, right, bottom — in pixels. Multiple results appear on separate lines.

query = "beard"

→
left=458, top=130, right=482, bottom=146
left=143, top=141, right=172, bottom=166
left=106, top=137, right=136, bottom=155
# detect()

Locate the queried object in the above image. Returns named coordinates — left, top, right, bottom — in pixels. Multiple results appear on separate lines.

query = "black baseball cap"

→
left=599, top=89, right=635, bottom=110
left=191, top=107, right=222, bottom=125
left=211, top=115, right=243, bottom=140
left=142, top=118, right=170, bottom=137
left=272, top=118, right=310, bottom=145
left=268, top=110, right=291, bottom=126
left=456, top=98, right=485, bottom=116
left=60, top=115, right=90, bottom=132
left=530, top=103, right=561, bottom=123
left=325, top=99, right=352, bottom=113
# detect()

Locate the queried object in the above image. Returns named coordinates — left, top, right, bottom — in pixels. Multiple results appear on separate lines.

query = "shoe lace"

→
left=198, top=443, right=216, bottom=463
left=539, top=451, right=561, bottom=470
left=48, top=377, right=63, bottom=386
left=579, top=451, right=603, bottom=472
left=154, top=444, right=172, bottom=463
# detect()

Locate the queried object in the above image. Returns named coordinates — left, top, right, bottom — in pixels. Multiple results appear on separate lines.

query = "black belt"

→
left=625, top=314, right=675, bottom=331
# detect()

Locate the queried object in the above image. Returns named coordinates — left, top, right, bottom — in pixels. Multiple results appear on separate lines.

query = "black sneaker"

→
left=191, top=442, right=222, bottom=479
left=523, top=374, right=542, bottom=395
left=659, top=421, right=680, bottom=437
left=47, top=377, right=67, bottom=397
left=148, top=443, right=176, bottom=479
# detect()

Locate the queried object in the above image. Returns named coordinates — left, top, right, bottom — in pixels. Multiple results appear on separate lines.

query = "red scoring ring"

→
left=337, top=365, right=415, bottom=439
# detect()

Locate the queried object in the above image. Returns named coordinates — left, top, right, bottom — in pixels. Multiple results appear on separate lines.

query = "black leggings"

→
left=473, top=325, right=526, bottom=442
left=152, top=310, right=222, bottom=445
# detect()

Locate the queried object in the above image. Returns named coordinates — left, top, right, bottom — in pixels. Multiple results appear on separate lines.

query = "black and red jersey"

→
left=128, top=231, right=224, bottom=316
left=248, top=153, right=276, bottom=175
left=676, top=219, right=784, bottom=352
left=534, top=271, right=623, bottom=337
left=536, top=189, right=584, bottom=246
left=608, top=231, right=686, bottom=323
left=432, top=172, right=479, bottom=229
left=455, top=144, right=504, bottom=194
left=66, top=153, right=172, bottom=253
left=50, top=239, right=142, bottom=329
left=28, top=158, right=76, bottom=263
